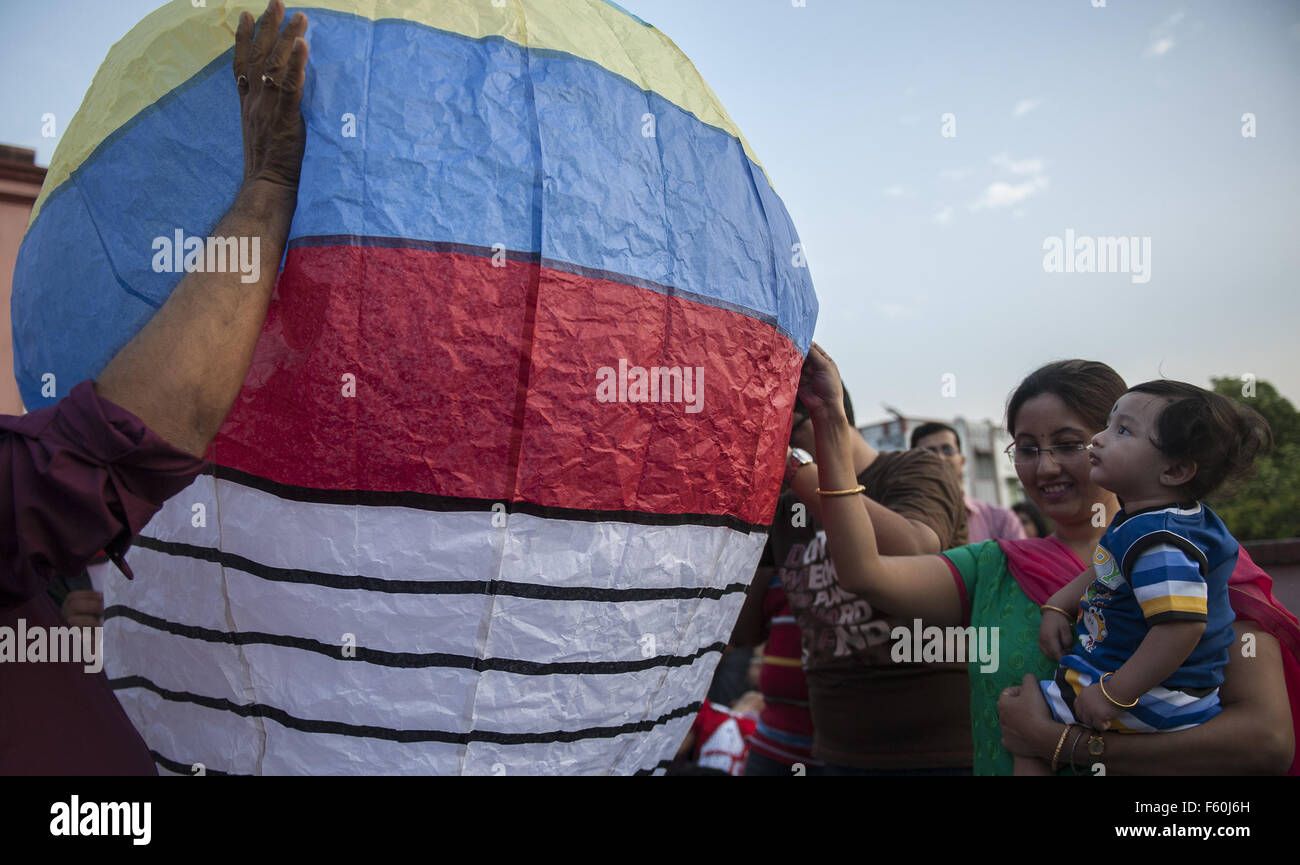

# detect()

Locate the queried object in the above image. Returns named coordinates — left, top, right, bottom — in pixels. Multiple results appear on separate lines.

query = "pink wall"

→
left=0, top=146, right=47, bottom=415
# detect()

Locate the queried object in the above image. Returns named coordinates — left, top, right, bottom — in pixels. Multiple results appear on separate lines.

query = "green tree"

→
left=1208, top=376, right=1300, bottom=541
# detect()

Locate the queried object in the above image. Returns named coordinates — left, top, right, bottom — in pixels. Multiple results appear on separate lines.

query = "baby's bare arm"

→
left=1103, top=620, right=1206, bottom=705
left=1047, top=565, right=1096, bottom=612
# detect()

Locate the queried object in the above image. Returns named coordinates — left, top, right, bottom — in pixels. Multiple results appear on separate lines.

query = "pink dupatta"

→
left=998, top=537, right=1300, bottom=775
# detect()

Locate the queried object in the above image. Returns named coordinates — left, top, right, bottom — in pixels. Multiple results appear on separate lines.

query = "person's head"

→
left=910, top=422, right=964, bottom=476
left=1089, top=380, right=1272, bottom=505
left=1010, top=500, right=1051, bottom=539
left=790, top=387, right=854, bottom=455
left=1005, top=360, right=1128, bottom=527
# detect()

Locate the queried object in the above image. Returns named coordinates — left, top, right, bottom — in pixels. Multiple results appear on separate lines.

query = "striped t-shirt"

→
left=1070, top=502, right=1237, bottom=692
left=747, top=568, right=820, bottom=767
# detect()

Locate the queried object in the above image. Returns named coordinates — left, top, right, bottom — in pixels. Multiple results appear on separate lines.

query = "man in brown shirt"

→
left=773, top=398, right=970, bottom=774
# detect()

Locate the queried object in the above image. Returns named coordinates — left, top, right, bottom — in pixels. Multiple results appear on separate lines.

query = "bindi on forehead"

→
left=1012, top=393, right=1096, bottom=440
left=1017, top=427, right=1088, bottom=444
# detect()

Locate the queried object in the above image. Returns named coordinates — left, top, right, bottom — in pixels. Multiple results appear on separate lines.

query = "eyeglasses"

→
left=1004, top=442, right=1091, bottom=466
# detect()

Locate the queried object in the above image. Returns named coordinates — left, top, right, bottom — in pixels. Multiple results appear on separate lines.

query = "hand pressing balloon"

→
left=235, top=0, right=310, bottom=190
left=796, top=342, right=847, bottom=423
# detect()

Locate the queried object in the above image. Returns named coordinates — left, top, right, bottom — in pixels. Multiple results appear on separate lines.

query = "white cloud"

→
left=991, top=153, right=1046, bottom=175
left=884, top=185, right=906, bottom=198
left=932, top=206, right=954, bottom=225
left=1012, top=98, right=1042, bottom=117
left=1144, top=8, right=1185, bottom=58
left=967, top=154, right=1050, bottom=212
left=1146, top=37, right=1175, bottom=57
left=969, top=176, right=1048, bottom=211
left=875, top=302, right=918, bottom=321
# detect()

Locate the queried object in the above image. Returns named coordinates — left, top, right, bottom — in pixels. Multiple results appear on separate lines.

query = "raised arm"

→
left=96, top=1, right=309, bottom=457
left=796, top=344, right=963, bottom=625
left=1, top=3, right=311, bottom=602
left=790, top=464, right=943, bottom=555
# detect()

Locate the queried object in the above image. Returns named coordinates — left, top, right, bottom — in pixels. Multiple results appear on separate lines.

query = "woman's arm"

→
left=789, top=462, right=943, bottom=555
left=729, top=565, right=773, bottom=649
left=999, top=621, right=1294, bottom=775
left=798, top=344, right=964, bottom=626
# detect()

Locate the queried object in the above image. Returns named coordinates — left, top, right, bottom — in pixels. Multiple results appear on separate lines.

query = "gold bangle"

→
left=1040, top=604, right=1075, bottom=621
left=815, top=484, right=866, bottom=497
left=1099, top=672, right=1139, bottom=708
left=1067, top=725, right=1087, bottom=774
left=1050, top=724, right=1071, bottom=774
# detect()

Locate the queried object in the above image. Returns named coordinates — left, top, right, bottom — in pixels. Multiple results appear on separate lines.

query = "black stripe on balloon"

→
left=156, top=748, right=668, bottom=778
left=283, top=234, right=797, bottom=348
left=105, top=604, right=727, bottom=675
left=153, top=746, right=668, bottom=777
left=149, top=749, right=238, bottom=777
left=111, top=674, right=702, bottom=746
left=204, top=463, right=772, bottom=535
left=131, top=535, right=748, bottom=602
left=633, top=758, right=675, bottom=776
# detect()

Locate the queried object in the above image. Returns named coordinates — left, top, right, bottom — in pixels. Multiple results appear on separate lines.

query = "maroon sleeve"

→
left=0, top=380, right=206, bottom=605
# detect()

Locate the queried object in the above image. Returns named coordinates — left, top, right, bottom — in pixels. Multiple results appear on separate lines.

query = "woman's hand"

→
left=235, top=1, right=309, bottom=190
left=998, top=673, right=1060, bottom=760
left=1039, top=608, right=1074, bottom=662
left=796, top=342, right=845, bottom=422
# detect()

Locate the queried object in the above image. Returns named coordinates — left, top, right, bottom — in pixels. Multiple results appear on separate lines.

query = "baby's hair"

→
left=1127, top=380, right=1272, bottom=501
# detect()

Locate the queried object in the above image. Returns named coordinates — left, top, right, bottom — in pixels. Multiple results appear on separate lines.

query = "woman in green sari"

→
left=796, top=346, right=1297, bottom=775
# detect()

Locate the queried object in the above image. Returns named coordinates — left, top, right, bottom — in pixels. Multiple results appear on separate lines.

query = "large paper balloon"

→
left=13, top=0, right=817, bottom=774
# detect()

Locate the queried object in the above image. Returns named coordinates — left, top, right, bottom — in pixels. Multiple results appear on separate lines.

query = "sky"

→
left=2, top=0, right=1297, bottom=427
